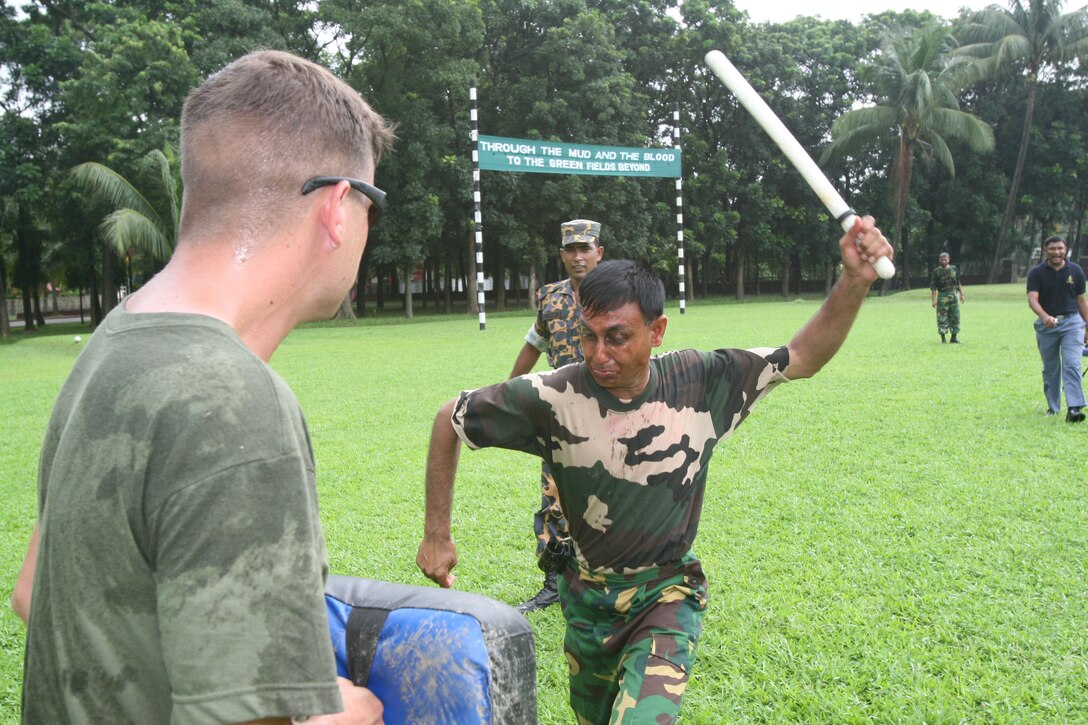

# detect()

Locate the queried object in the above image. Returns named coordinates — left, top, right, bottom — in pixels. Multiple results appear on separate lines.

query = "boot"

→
left=940, top=332, right=946, bottom=343
left=950, top=334, right=960, bottom=344
left=516, top=572, right=559, bottom=614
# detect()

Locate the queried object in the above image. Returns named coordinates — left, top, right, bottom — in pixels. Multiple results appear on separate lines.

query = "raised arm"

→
left=415, top=399, right=461, bottom=588
left=785, top=216, right=892, bottom=380
left=509, top=342, right=543, bottom=378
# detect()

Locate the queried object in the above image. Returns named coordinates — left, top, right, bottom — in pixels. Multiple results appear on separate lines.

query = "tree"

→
left=822, top=21, right=994, bottom=288
left=70, top=145, right=181, bottom=269
left=957, top=0, right=1088, bottom=281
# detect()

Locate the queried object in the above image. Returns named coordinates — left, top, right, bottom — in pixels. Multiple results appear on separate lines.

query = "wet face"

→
left=1044, top=240, right=1068, bottom=269
left=561, top=242, right=604, bottom=287
left=579, top=301, right=667, bottom=400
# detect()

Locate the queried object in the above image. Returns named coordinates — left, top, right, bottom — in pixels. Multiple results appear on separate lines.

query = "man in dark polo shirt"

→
left=1026, top=235, right=1088, bottom=421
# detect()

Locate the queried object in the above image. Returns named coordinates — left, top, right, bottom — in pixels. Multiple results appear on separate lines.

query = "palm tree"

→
left=821, top=22, right=995, bottom=288
left=70, top=145, right=181, bottom=268
left=957, top=0, right=1088, bottom=282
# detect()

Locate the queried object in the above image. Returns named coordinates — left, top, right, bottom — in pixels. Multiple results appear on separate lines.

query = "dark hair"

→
left=1044, top=235, right=1067, bottom=247
left=579, top=260, right=664, bottom=322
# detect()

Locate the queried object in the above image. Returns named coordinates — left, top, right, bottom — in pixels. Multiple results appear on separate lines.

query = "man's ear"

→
left=595, top=245, right=604, bottom=262
left=315, top=181, right=353, bottom=249
left=650, top=314, right=668, bottom=347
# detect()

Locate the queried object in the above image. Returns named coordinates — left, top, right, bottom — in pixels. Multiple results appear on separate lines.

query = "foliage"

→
left=957, top=0, right=1088, bottom=281
left=69, top=145, right=182, bottom=265
left=822, top=20, right=994, bottom=287
left=2, top=0, right=1088, bottom=320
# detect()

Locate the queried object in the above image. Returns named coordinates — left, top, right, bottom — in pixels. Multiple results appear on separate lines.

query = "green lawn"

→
left=1, top=284, right=1084, bottom=723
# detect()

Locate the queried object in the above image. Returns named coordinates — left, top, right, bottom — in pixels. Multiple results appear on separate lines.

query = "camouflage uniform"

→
left=930, top=264, right=962, bottom=335
left=523, top=278, right=582, bottom=557
left=453, top=345, right=790, bottom=723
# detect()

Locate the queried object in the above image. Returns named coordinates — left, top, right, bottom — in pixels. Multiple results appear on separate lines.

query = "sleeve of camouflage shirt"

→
left=524, top=286, right=551, bottom=352
left=451, top=373, right=557, bottom=458
left=703, top=346, right=790, bottom=436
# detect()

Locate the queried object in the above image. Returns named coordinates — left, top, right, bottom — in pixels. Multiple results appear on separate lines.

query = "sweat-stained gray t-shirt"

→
left=22, top=305, right=342, bottom=724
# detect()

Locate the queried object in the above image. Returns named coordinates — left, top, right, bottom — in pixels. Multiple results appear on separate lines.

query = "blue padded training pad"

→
left=325, top=575, right=536, bottom=724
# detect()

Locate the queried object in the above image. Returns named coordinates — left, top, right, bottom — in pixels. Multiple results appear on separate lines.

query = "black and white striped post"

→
left=673, top=105, right=686, bottom=315
left=469, top=81, right=486, bottom=330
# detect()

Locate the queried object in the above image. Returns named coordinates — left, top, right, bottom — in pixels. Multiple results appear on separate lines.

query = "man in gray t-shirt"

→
left=13, top=50, right=394, bottom=724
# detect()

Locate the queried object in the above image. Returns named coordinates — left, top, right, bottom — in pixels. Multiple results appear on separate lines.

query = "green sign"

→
left=477, top=134, right=681, bottom=178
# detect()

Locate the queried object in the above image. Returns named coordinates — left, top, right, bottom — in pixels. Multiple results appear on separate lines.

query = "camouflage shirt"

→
left=525, top=278, right=584, bottom=369
left=452, top=346, right=790, bottom=574
left=930, top=265, right=961, bottom=293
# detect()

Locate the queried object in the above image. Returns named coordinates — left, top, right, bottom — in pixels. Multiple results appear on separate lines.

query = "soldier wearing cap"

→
left=508, top=219, right=604, bottom=612
left=930, top=251, right=965, bottom=343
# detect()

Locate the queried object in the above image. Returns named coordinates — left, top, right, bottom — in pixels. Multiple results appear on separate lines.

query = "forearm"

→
left=417, top=401, right=462, bottom=588
left=11, top=523, right=40, bottom=626
left=424, top=401, right=461, bottom=538
left=787, top=273, right=872, bottom=379
left=1027, top=292, right=1050, bottom=321
left=509, top=343, right=542, bottom=378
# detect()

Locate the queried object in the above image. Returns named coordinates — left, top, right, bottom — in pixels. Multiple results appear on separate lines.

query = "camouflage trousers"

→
left=935, top=292, right=960, bottom=335
left=533, top=461, right=571, bottom=558
left=558, top=554, right=708, bottom=725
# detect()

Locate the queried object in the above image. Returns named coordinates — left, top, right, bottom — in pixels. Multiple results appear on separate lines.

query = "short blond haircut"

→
left=178, top=50, right=395, bottom=243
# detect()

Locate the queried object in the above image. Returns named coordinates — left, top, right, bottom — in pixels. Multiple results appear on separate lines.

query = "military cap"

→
left=561, top=219, right=601, bottom=247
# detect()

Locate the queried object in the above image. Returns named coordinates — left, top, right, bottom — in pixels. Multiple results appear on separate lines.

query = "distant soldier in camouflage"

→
left=508, top=219, right=603, bottom=613
left=418, top=216, right=893, bottom=724
left=930, top=251, right=965, bottom=343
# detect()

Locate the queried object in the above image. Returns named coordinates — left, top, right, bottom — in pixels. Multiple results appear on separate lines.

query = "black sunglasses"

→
left=301, top=176, right=386, bottom=226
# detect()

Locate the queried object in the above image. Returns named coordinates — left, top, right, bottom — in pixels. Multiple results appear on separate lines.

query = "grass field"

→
left=1, top=283, right=1085, bottom=723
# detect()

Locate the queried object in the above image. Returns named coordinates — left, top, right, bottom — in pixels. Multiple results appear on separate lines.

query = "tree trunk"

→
left=494, top=244, right=506, bottom=312
left=15, top=207, right=36, bottom=331
left=356, top=255, right=368, bottom=318
left=734, top=247, right=745, bottom=301
left=428, top=256, right=437, bottom=306
left=0, top=253, right=9, bottom=338
left=527, top=261, right=538, bottom=309
left=377, top=265, right=386, bottom=311
left=467, top=227, right=479, bottom=315
left=101, top=247, right=119, bottom=318
left=780, top=257, right=791, bottom=297
left=33, top=290, right=45, bottom=327
left=443, top=257, right=453, bottom=314
left=700, top=251, right=710, bottom=298
left=333, top=293, right=355, bottom=321
left=403, top=264, right=414, bottom=320
left=685, top=254, right=695, bottom=302
left=989, top=75, right=1039, bottom=283
left=892, top=138, right=913, bottom=292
